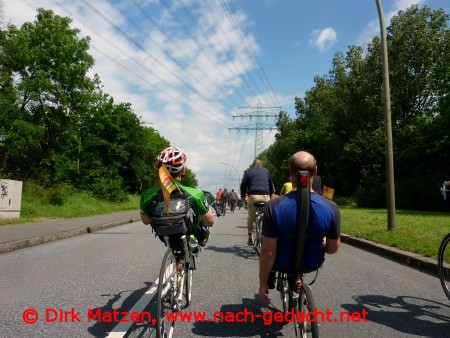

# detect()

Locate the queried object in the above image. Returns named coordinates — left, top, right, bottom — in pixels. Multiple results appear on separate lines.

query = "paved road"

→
left=1, top=209, right=444, bottom=279
left=1, top=209, right=449, bottom=337
left=0, top=210, right=139, bottom=254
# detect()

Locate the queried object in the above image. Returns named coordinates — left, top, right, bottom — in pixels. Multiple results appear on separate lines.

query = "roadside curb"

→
left=341, top=233, right=447, bottom=276
left=0, top=217, right=140, bottom=255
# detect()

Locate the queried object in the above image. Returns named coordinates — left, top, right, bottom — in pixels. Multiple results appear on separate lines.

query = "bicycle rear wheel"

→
left=253, top=216, right=262, bottom=256
left=438, top=233, right=450, bottom=301
left=183, top=255, right=194, bottom=307
left=280, top=277, right=290, bottom=313
left=296, top=284, right=319, bottom=338
left=156, top=249, right=177, bottom=338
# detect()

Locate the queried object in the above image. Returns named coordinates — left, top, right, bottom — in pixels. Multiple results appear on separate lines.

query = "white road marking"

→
left=106, top=278, right=159, bottom=338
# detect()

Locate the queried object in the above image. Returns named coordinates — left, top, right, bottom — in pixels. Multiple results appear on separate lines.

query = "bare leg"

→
left=247, top=221, right=253, bottom=234
left=247, top=221, right=253, bottom=245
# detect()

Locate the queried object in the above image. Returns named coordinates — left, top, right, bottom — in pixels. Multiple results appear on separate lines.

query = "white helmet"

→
left=157, top=146, right=187, bottom=174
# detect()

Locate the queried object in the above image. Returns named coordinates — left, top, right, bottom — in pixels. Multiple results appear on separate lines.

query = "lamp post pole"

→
left=375, top=0, right=396, bottom=230
left=220, top=162, right=241, bottom=190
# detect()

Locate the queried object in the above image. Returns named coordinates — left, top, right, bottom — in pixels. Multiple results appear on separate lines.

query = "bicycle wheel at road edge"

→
left=438, top=233, right=450, bottom=301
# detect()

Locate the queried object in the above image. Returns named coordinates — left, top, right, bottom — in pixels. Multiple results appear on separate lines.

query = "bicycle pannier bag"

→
left=148, top=190, right=193, bottom=236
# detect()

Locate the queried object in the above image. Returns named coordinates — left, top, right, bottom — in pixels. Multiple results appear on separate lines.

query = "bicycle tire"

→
left=184, top=256, right=194, bottom=307
left=438, top=233, right=450, bottom=301
left=280, top=277, right=289, bottom=314
left=297, top=283, right=319, bottom=338
left=156, top=249, right=177, bottom=338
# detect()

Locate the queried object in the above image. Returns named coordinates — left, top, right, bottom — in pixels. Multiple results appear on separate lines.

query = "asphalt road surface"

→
left=1, top=208, right=449, bottom=337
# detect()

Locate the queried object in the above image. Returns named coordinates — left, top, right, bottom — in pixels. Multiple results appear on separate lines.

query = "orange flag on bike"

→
left=159, top=165, right=178, bottom=214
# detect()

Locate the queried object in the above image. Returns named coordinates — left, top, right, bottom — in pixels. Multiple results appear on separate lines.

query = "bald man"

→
left=258, top=151, right=341, bottom=303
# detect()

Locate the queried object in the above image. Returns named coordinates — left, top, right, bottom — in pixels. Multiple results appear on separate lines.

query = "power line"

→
left=223, top=0, right=280, bottom=107
left=30, top=0, right=231, bottom=127
left=109, top=0, right=239, bottom=113
left=18, top=0, right=281, bottom=133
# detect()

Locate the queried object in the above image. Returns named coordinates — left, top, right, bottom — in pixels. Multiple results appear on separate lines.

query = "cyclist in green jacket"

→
left=140, top=146, right=214, bottom=245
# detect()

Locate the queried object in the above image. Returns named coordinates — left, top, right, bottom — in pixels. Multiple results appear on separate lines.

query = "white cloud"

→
left=358, top=0, right=425, bottom=46
left=3, top=0, right=277, bottom=193
left=309, top=27, right=338, bottom=52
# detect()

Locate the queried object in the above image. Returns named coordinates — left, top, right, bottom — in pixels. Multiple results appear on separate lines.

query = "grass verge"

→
left=340, top=206, right=449, bottom=261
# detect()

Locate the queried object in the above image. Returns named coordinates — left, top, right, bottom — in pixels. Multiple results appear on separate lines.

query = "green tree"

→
left=0, top=8, right=184, bottom=202
left=182, top=167, right=198, bottom=188
left=1, top=8, right=95, bottom=183
left=265, top=5, right=449, bottom=209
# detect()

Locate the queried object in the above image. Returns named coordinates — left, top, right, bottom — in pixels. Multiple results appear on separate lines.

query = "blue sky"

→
left=4, top=0, right=450, bottom=193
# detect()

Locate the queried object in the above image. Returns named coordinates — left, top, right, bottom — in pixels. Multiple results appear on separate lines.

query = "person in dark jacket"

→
left=312, top=175, right=323, bottom=195
left=240, top=159, right=275, bottom=246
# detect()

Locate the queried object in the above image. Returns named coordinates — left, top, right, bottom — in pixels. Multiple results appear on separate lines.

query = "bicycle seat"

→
left=163, top=234, right=186, bottom=257
left=254, top=201, right=266, bottom=208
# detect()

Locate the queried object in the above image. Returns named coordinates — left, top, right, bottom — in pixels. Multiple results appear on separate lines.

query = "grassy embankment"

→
left=1, top=190, right=448, bottom=261
left=0, top=184, right=139, bottom=226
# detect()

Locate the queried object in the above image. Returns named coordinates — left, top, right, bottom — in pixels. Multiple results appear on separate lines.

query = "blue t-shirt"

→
left=262, top=191, right=340, bottom=271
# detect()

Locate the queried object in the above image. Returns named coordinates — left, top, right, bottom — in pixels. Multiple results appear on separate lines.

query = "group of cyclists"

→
left=140, top=145, right=341, bottom=314
left=214, top=187, right=241, bottom=215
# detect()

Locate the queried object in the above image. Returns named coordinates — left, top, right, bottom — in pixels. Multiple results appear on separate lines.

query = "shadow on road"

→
left=87, top=282, right=156, bottom=338
left=204, top=244, right=258, bottom=260
left=341, top=294, right=450, bottom=337
left=191, top=295, right=287, bottom=337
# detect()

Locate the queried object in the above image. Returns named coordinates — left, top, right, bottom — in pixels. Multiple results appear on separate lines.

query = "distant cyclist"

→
left=229, top=189, right=238, bottom=213
left=140, top=146, right=214, bottom=247
left=216, top=188, right=223, bottom=205
left=280, top=177, right=292, bottom=195
left=220, top=188, right=229, bottom=215
left=240, top=159, right=275, bottom=246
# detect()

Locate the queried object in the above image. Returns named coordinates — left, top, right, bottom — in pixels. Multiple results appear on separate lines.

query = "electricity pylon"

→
left=229, top=99, right=280, bottom=158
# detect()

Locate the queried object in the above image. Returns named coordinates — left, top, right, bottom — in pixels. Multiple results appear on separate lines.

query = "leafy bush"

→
left=395, top=176, right=443, bottom=210
left=353, top=185, right=387, bottom=208
left=21, top=181, right=74, bottom=206
left=91, top=177, right=129, bottom=202
left=46, top=184, right=74, bottom=206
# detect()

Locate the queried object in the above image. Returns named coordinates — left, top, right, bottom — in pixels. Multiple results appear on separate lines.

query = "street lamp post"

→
left=220, top=162, right=241, bottom=190
left=375, top=0, right=396, bottom=230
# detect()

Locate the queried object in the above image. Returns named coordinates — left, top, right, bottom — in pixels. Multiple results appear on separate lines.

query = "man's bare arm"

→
left=323, top=237, right=340, bottom=254
left=141, top=213, right=151, bottom=225
left=200, top=210, right=215, bottom=227
left=259, top=236, right=277, bottom=303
